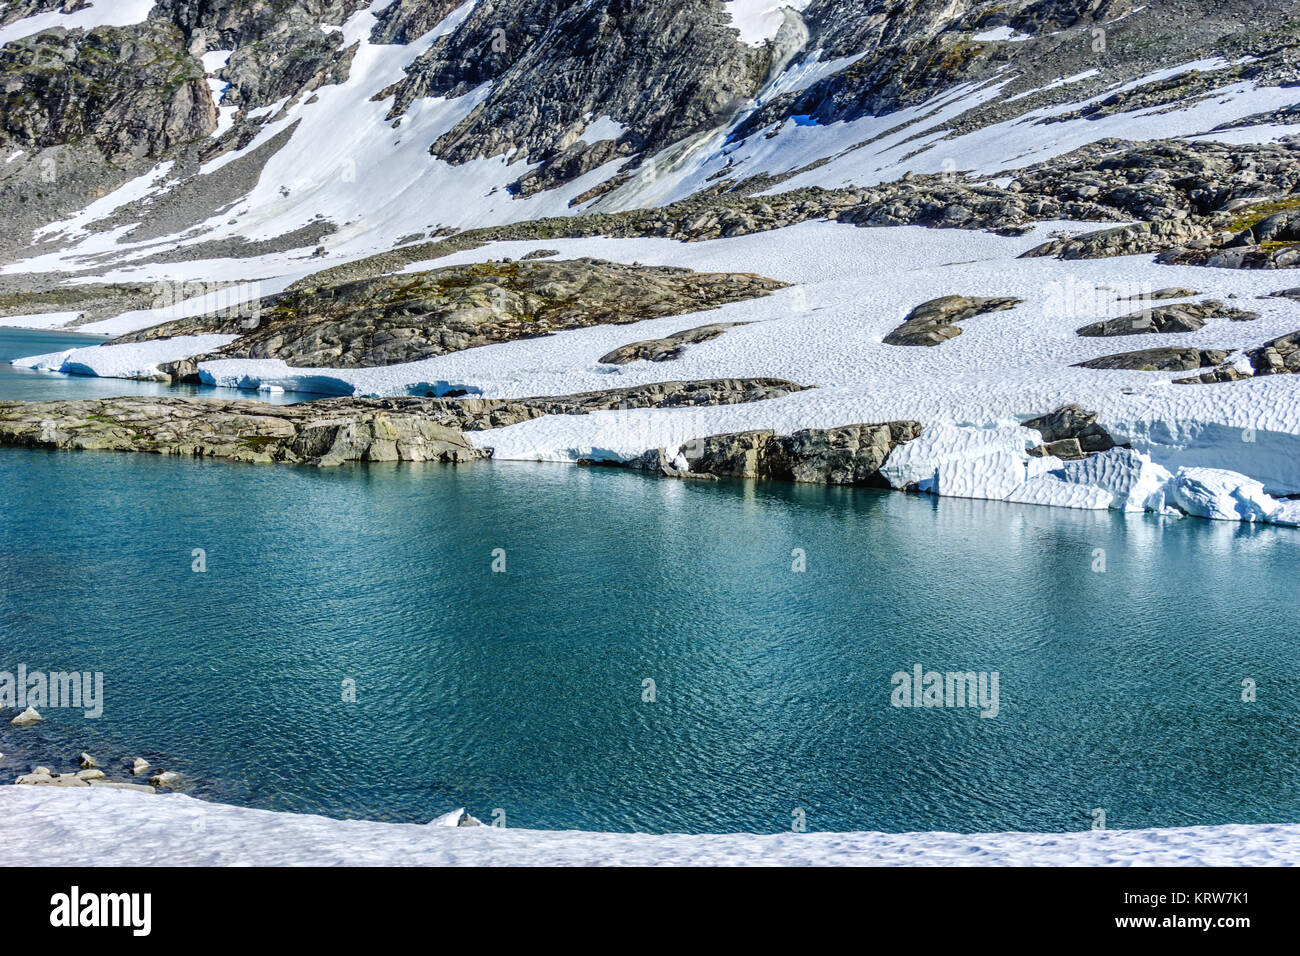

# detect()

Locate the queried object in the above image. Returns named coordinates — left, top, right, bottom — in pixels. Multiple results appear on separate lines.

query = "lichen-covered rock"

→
left=116, top=259, right=786, bottom=368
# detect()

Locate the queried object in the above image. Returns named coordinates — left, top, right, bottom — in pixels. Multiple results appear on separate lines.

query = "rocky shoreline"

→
left=4, top=708, right=178, bottom=795
left=0, top=373, right=939, bottom=490
left=0, top=378, right=812, bottom=466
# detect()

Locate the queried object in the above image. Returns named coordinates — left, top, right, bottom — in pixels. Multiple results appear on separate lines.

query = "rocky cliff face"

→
left=0, top=21, right=213, bottom=158
left=383, top=0, right=773, bottom=196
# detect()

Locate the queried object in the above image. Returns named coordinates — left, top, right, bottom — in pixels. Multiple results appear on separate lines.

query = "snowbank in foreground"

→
left=1, top=787, right=1296, bottom=866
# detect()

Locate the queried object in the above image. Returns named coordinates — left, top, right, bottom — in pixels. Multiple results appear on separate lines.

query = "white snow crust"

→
left=2, top=786, right=1296, bottom=866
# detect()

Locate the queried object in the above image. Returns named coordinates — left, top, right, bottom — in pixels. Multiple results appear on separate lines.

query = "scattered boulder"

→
left=1157, top=243, right=1300, bottom=269
left=1021, top=218, right=1226, bottom=260
left=78, top=752, right=98, bottom=769
left=149, top=771, right=181, bottom=787
left=598, top=322, right=746, bottom=365
left=14, top=770, right=89, bottom=787
left=76, top=769, right=106, bottom=781
left=1074, top=347, right=1231, bottom=371
left=1172, top=365, right=1251, bottom=385
left=884, top=295, right=1021, bottom=346
left=1118, top=287, right=1199, bottom=301
left=1228, top=208, right=1300, bottom=246
left=1075, top=300, right=1257, bottom=337
left=131, top=757, right=151, bottom=776
left=10, top=706, right=41, bottom=726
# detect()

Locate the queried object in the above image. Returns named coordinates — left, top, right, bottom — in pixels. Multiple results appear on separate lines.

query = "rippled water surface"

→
left=2, top=325, right=1299, bottom=833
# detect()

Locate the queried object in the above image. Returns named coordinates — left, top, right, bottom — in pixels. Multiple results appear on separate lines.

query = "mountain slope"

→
left=4, top=0, right=1300, bottom=525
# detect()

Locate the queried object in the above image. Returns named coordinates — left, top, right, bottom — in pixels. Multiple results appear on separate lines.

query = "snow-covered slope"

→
left=4, top=0, right=1300, bottom=529
left=3, top=786, right=1296, bottom=866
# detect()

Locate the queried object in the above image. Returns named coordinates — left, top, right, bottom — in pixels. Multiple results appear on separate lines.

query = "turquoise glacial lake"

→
left=2, top=326, right=1299, bottom=834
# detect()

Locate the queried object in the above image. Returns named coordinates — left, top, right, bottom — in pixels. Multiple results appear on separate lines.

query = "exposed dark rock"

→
left=1022, top=218, right=1229, bottom=260
left=1228, top=208, right=1300, bottom=246
left=1158, top=242, right=1300, bottom=270
left=884, top=295, right=1021, bottom=346
left=407, top=378, right=810, bottom=431
left=1171, top=365, right=1252, bottom=385
left=1028, top=437, right=1085, bottom=460
left=375, top=0, right=773, bottom=196
left=1021, top=404, right=1117, bottom=457
left=1074, top=347, right=1231, bottom=371
left=1247, top=329, right=1300, bottom=377
left=1075, top=300, right=1258, bottom=336
left=0, top=21, right=215, bottom=159
left=595, top=420, right=923, bottom=486
left=598, top=322, right=746, bottom=364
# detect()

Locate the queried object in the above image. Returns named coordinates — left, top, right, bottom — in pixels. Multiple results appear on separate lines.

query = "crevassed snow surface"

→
left=2, top=787, right=1296, bottom=866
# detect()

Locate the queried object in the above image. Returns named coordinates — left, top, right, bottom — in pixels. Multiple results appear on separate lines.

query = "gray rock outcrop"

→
left=1074, top=348, right=1231, bottom=371
left=1075, top=300, right=1257, bottom=337
left=596, top=421, right=923, bottom=487
left=884, top=295, right=1021, bottom=346
left=0, top=379, right=808, bottom=467
left=116, top=259, right=786, bottom=369
left=1022, top=405, right=1118, bottom=459
left=598, top=322, right=746, bottom=364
